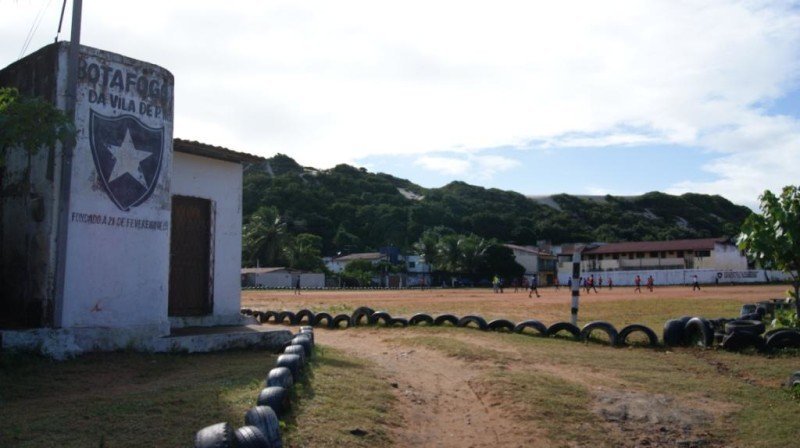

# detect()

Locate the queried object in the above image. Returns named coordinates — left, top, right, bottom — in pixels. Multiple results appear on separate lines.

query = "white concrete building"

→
left=553, top=237, right=771, bottom=285
left=241, top=267, right=325, bottom=289
left=504, top=244, right=558, bottom=285
left=324, top=252, right=386, bottom=274
left=0, top=43, right=288, bottom=358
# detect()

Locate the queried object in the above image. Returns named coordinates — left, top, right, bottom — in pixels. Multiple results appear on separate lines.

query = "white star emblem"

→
left=106, top=129, right=152, bottom=187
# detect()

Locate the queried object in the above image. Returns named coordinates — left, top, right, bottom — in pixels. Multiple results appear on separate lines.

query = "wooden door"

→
left=169, top=195, right=212, bottom=316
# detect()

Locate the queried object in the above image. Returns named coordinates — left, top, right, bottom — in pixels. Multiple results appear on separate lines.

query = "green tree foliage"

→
left=342, top=259, right=375, bottom=286
left=738, top=186, right=800, bottom=319
left=241, top=154, right=752, bottom=264
left=0, top=87, right=74, bottom=165
left=283, top=233, right=325, bottom=272
left=242, top=206, right=286, bottom=267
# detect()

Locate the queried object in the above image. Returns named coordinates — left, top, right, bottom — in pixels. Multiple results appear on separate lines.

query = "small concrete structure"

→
left=241, top=268, right=325, bottom=289
left=0, top=43, right=289, bottom=358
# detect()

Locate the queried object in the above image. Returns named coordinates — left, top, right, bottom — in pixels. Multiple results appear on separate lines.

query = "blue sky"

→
left=2, top=0, right=799, bottom=208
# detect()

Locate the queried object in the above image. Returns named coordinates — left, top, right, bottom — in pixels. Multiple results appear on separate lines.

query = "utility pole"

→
left=570, top=245, right=583, bottom=326
left=53, top=0, right=82, bottom=327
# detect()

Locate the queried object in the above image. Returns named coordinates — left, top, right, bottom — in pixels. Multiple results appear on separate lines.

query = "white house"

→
left=0, top=43, right=287, bottom=357
left=504, top=244, right=558, bottom=285
left=324, top=252, right=386, bottom=274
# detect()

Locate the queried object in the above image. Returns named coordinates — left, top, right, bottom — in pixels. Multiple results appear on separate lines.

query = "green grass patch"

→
left=0, top=350, right=275, bottom=447
left=282, top=346, right=395, bottom=447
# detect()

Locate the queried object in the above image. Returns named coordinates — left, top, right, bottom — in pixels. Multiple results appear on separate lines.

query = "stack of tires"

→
left=194, top=326, right=315, bottom=447
left=662, top=311, right=800, bottom=352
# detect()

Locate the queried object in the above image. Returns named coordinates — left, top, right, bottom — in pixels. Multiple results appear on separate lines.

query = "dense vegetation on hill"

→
left=242, top=154, right=751, bottom=260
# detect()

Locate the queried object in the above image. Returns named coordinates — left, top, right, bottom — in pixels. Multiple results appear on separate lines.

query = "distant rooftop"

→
left=333, top=252, right=385, bottom=262
left=174, top=139, right=265, bottom=164
left=559, top=237, right=731, bottom=255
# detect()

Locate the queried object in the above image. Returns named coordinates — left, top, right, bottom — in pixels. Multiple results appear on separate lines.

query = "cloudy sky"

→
left=2, top=0, right=799, bottom=208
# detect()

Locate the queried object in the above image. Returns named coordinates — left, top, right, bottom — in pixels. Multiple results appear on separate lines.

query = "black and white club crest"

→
left=89, top=110, right=165, bottom=211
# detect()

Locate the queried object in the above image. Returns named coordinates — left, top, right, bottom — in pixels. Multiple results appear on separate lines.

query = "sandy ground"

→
left=243, top=284, right=790, bottom=325
left=249, top=285, right=789, bottom=447
left=315, top=329, right=539, bottom=447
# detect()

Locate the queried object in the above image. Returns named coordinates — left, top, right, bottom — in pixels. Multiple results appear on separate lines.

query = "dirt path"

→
left=315, top=328, right=543, bottom=447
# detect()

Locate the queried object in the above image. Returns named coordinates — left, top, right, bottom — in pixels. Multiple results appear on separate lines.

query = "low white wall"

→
left=558, top=269, right=793, bottom=286
left=300, top=273, right=325, bottom=288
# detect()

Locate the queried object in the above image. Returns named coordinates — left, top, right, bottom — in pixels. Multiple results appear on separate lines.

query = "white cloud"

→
left=415, top=154, right=519, bottom=181
left=2, top=1, right=799, bottom=205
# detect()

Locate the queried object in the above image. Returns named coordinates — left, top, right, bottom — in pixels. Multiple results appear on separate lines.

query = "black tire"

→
left=284, top=345, right=306, bottom=364
left=275, top=311, right=296, bottom=325
left=267, top=366, right=294, bottom=389
left=241, top=308, right=253, bottom=315
left=260, top=311, right=276, bottom=324
left=389, top=317, right=409, bottom=327
left=721, top=331, right=766, bottom=352
left=683, top=317, right=714, bottom=348
left=546, top=322, right=581, bottom=339
left=740, top=304, right=757, bottom=316
left=314, top=312, right=333, bottom=328
left=350, top=306, right=376, bottom=326
left=580, top=321, right=619, bottom=346
left=433, top=314, right=459, bottom=326
left=295, top=309, right=315, bottom=325
left=368, top=311, right=393, bottom=326
left=234, top=426, right=270, bottom=448
left=513, top=319, right=547, bottom=336
left=663, top=319, right=685, bottom=347
left=331, top=314, right=351, bottom=329
left=257, top=386, right=290, bottom=417
left=714, top=332, right=725, bottom=345
left=766, top=329, right=800, bottom=350
left=787, top=371, right=800, bottom=388
left=276, top=354, right=303, bottom=380
left=300, top=327, right=314, bottom=341
left=409, top=313, right=435, bottom=326
left=617, top=324, right=659, bottom=347
left=244, top=406, right=282, bottom=448
left=457, top=315, right=489, bottom=331
left=194, top=422, right=236, bottom=448
left=291, top=336, right=313, bottom=357
left=725, top=320, right=765, bottom=336
left=487, top=319, right=515, bottom=332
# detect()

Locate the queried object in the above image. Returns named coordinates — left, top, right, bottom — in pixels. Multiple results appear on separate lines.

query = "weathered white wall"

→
left=511, top=250, right=538, bottom=275
left=171, top=151, right=243, bottom=322
left=698, top=243, right=748, bottom=270
left=559, top=269, right=792, bottom=286
left=254, top=272, right=293, bottom=288
left=300, top=273, right=325, bottom=288
left=60, top=45, right=173, bottom=336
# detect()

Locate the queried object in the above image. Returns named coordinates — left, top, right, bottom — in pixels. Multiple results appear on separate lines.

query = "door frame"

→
left=168, top=194, right=215, bottom=317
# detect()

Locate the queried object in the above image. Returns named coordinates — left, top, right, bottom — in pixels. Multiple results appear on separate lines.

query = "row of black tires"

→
left=194, top=327, right=316, bottom=448
left=243, top=306, right=800, bottom=352
left=244, top=307, right=658, bottom=347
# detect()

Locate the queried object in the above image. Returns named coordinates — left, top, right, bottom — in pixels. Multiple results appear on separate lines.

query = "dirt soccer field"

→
left=245, top=285, right=799, bottom=448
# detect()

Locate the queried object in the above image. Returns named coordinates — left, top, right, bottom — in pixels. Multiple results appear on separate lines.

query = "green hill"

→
left=243, top=155, right=752, bottom=255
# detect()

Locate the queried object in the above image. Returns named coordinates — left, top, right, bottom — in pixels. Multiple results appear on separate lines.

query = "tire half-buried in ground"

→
left=513, top=319, right=547, bottom=336
left=368, top=311, right=393, bottom=326
left=457, top=315, right=489, bottom=331
left=350, top=306, right=376, bottom=327
left=434, top=314, right=459, bottom=326
left=487, top=319, right=515, bottom=332
left=546, top=322, right=581, bottom=339
left=579, top=321, right=619, bottom=346
left=617, top=324, right=659, bottom=347
left=409, top=313, right=435, bottom=326
left=331, top=314, right=351, bottom=329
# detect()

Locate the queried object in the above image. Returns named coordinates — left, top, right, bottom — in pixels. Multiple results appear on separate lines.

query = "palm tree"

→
left=242, top=206, right=286, bottom=267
